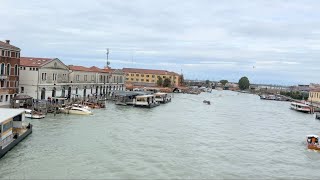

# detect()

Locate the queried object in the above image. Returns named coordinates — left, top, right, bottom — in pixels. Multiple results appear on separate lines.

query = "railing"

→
left=0, top=75, right=7, bottom=80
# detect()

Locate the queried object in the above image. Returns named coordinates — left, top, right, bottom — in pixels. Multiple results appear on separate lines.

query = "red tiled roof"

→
left=69, top=65, right=112, bottom=73
left=20, top=57, right=55, bottom=67
left=0, top=40, right=20, bottom=51
left=122, top=68, right=179, bottom=76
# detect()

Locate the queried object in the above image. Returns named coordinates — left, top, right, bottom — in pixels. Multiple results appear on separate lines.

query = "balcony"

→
left=0, top=75, right=7, bottom=80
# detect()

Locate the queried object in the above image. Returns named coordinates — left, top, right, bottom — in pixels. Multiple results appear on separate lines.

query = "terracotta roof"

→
left=20, top=57, right=55, bottom=67
left=0, top=40, right=20, bottom=51
left=123, top=68, right=180, bottom=76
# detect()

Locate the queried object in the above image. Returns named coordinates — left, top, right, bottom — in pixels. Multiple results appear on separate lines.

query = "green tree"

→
left=220, top=80, right=228, bottom=86
left=163, top=78, right=172, bottom=87
left=157, top=76, right=163, bottom=87
left=238, top=76, right=250, bottom=90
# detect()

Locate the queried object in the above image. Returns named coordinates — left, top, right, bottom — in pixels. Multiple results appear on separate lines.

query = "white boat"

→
left=60, top=106, right=93, bottom=115
left=24, top=109, right=45, bottom=119
left=154, top=92, right=171, bottom=104
left=290, top=102, right=311, bottom=113
left=134, top=94, right=160, bottom=108
left=72, top=104, right=91, bottom=110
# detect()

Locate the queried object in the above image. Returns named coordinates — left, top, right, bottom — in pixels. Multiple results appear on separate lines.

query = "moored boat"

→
left=290, top=102, right=311, bottom=113
left=154, top=92, right=171, bottom=104
left=134, top=94, right=159, bottom=108
left=60, top=106, right=93, bottom=115
left=24, top=109, right=45, bottom=119
left=0, top=109, right=32, bottom=159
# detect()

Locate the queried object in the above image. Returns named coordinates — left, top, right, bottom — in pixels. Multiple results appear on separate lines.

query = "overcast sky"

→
left=1, top=0, right=319, bottom=85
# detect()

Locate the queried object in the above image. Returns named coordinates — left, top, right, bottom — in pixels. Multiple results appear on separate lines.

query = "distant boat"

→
left=307, top=135, right=320, bottom=151
left=203, top=100, right=211, bottom=105
left=25, top=109, right=45, bottom=119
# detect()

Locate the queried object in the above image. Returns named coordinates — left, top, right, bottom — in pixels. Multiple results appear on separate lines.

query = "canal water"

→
left=0, top=91, right=319, bottom=179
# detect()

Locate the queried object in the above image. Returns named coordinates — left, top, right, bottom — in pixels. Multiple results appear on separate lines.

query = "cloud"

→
left=1, top=0, right=320, bottom=84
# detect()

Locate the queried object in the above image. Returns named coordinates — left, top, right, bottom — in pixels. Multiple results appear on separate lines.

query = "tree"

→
left=163, top=78, right=172, bottom=87
left=157, top=76, right=163, bottom=87
left=220, top=80, right=228, bottom=86
left=238, top=76, right=250, bottom=90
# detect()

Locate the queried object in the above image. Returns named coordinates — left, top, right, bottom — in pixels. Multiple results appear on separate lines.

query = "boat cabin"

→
left=0, top=109, right=26, bottom=150
left=134, top=94, right=159, bottom=108
left=154, top=92, right=171, bottom=103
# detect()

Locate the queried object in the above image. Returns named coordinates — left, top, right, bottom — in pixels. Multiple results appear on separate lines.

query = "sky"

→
left=1, top=0, right=320, bottom=85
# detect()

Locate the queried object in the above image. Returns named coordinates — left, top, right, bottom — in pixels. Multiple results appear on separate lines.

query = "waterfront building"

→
left=309, top=88, right=320, bottom=103
left=123, top=68, right=180, bottom=87
left=19, top=57, right=69, bottom=100
left=68, top=65, right=125, bottom=98
left=0, top=40, right=21, bottom=107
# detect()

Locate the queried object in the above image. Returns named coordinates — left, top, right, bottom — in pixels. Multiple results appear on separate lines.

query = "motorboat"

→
left=290, top=102, right=311, bottom=113
left=60, top=106, right=93, bottom=115
left=307, top=135, right=320, bottom=151
left=203, top=100, right=211, bottom=105
left=24, top=109, right=45, bottom=119
left=72, top=104, right=91, bottom=110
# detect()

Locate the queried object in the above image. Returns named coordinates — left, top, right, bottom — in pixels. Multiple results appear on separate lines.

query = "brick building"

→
left=0, top=40, right=20, bottom=107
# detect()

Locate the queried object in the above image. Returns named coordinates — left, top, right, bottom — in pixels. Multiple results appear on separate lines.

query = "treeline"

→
left=280, top=91, right=309, bottom=100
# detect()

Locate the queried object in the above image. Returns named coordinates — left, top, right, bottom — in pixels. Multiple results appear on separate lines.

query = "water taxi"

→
left=134, top=94, right=159, bottom=108
left=60, top=105, right=93, bottom=115
left=0, top=109, right=32, bottom=158
left=290, top=102, right=311, bottom=113
left=154, top=92, right=171, bottom=104
left=307, top=135, right=320, bottom=151
left=25, top=109, right=45, bottom=119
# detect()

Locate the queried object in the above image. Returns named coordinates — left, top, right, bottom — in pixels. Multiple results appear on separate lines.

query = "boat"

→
left=134, top=94, right=160, bottom=108
left=24, top=109, right=45, bottom=119
left=60, top=106, right=93, bottom=115
left=72, top=104, right=92, bottom=110
left=154, top=92, right=171, bottom=104
left=290, top=102, right=311, bottom=113
left=203, top=100, right=211, bottom=105
left=316, top=113, right=320, bottom=120
left=307, top=135, right=320, bottom=151
left=0, top=109, right=32, bottom=159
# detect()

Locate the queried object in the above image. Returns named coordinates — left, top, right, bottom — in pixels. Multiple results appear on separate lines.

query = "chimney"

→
left=5, top=40, right=10, bottom=44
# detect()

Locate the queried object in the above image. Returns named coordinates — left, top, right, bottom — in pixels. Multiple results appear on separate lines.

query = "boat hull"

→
left=0, top=125, right=32, bottom=159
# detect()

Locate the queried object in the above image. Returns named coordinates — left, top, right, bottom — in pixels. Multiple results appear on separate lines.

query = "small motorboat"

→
left=316, top=113, right=320, bottom=120
left=203, top=100, right=211, bottom=105
left=307, top=135, right=320, bottom=151
left=25, top=109, right=45, bottom=119
left=60, top=106, right=93, bottom=115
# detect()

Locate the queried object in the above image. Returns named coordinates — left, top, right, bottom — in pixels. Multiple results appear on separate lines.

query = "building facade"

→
left=19, top=57, right=69, bottom=100
left=309, top=88, right=320, bottom=103
left=0, top=40, right=20, bottom=107
left=123, top=68, right=180, bottom=87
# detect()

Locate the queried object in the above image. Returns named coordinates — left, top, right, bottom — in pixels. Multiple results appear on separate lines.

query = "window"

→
left=146, top=79, right=149, bottom=82
left=76, top=75, right=80, bottom=81
left=131, top=78, right=134, bottom=81
left=1, top=50, right=4, bottom=56
left=0, top=95, right=2, bottom=102
left=136, top=79, right=139, bottom=81
left=131, top=74, right=134, bottom=76
left=84, top=75, right=87, bottom=81
left=24, top=67, right=26, bottom=70
left=141, top=74, right=144, bottom=77
left=53, top=73, right=57, bottom=81
left=7, top=81, right=9, bottom=87
left=6, top=64, right=10, bottom=75
left=136, top=74, right=139, bottom=77
left=41, top=73, right=47, bottom=81
left=2, top=121, right=12, bottom=132
left=29, top=67, right=32, bottom=71
left=14, top=64, right=18, bottom=75
left=36, top=68, right=38, bottom=71
left=0, top=63, right=4, bottom=75
left=20, top=67, right=23, bottom=70
left=5, top=95, right=8, bottom=101
left=146, top=75, right=149, bottom=77
left=141, top=79, right=144, bottom=82
left=126, top=78, right=129, bottom=80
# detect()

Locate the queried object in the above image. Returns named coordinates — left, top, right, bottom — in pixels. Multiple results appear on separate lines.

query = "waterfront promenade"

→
left=0, top=91, right=319, bottom=179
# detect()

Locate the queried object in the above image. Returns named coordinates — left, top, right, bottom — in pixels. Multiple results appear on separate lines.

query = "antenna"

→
left=106, top=48, right=110, bottom=68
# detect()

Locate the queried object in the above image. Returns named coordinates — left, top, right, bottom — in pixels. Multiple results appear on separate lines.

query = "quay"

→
left=0, top=109, right=32, bottom=159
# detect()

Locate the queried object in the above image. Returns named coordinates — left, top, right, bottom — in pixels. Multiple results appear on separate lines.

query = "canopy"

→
left=12, top=94, right=32, bottom=100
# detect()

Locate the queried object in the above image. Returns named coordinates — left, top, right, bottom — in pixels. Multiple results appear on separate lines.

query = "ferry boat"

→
left=0, top=109, right=32, bottom=158
left=25, top=109, right=45, bottom=119
left=290, top=102, right=311, bottom=113
left=306, top=135, right=320, bottom=151
left=154, top=92, right=171, bottom=104
left=134, top=94, right=160, bottom=108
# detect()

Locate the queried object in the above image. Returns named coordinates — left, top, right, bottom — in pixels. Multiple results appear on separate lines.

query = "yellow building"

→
left=309, top=89, right=320, bottom=103
left=123, top=68, right=180, bottom=87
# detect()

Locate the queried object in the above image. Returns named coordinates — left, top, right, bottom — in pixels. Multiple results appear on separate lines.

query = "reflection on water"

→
left=0, top=90, right=320, bottom=179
